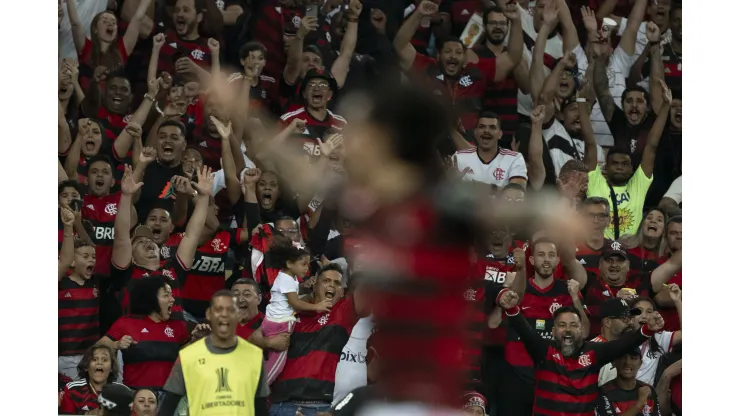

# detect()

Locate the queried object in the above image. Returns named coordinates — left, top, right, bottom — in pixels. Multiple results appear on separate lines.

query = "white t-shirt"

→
left=59, top=0, right=108, bottom=67
left=663, top=176, right=682, bottom=205
left=590, top=46, right=635, bottom=147
left=544, top=119, right=605, bottom=176
left=636, top=331, right=675, bottom=385
left=333, top=316, right=374, bottom=406
left=265, top=271, right=299, bottom=320
left=591, top=335, right=617, bottom=386
left=455, top=147, right=528, bottom=187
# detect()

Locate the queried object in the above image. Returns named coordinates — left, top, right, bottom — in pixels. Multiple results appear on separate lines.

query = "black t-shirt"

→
left=606, top=107, right=656, bottom=165
left=135, top=162, right=185, bottom=223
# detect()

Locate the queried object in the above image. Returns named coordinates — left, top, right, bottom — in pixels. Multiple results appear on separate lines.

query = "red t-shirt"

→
left=78, top=38, right=129, bottom=90
left=657, top=255, right=682, bottom=332
left=236, top=312, right=265, bottom=341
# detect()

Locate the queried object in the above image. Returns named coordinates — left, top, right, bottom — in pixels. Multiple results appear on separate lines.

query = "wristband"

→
left=640, top=324, right=656, bottom=338
left=144, top=93, right=156, bottom=102
left=347, top=17, right=359, bottom=23
left=576, top=98, right=586, bottom=103
left=504, top=306, right=520, bottom=316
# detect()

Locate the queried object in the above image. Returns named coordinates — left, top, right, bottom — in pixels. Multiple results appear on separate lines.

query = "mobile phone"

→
left=305, top=5, right=318, bottom=19
left=70, top=199, right=83, bottom=212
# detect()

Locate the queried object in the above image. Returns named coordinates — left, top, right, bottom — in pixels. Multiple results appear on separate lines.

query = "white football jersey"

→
left=455, top=147, right=528, bottom=187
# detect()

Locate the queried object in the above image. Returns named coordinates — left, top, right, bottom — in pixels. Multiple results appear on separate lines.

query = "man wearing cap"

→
left=97, top=383, right=134, bottom=416
left=581, top=241, right=650, bottom=337
left=595, top=349, right=661, bottom=416
left=546, top=95, right=605, bottom=177
left=279, top=67, right=347, bottom=161
left=462, top=391, right=487, bottom=416
left=592, top=298, right=642, bottom=386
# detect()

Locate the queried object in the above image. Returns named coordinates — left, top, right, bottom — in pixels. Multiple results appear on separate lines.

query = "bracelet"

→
left=192, top=189, right=199, bottom=198
left=64, top=234, right=74, bottom=238
left=347, top=17, right=358, bottom=23
left=576, top=98, right=586, bottom=103
left=144, top=93, right=156, bottom=102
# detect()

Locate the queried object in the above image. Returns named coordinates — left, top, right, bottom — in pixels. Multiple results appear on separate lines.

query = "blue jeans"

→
left=269, top=402, right=331, bottom=416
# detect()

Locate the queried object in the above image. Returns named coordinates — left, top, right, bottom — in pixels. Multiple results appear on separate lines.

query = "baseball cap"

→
left=601, top=241, right=628, bottom=261
left=462, top=391, right=487, bottom=413
left=132, top=225, right=155, bottom=242
left=98, top=383, right=134, bottom=415
left=600, top=298, right=641, bottom=319
left=300, top=68, right=338, bottom=96
left=625, top=347, right=642, bottom=357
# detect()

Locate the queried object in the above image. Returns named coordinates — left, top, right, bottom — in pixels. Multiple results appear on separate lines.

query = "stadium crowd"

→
left=57, top=0, right=683, bottom=415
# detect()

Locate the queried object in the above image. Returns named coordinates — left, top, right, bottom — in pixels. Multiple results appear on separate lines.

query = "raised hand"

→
left=498, top=289, right=519, bottom=309
left=193, top=165, right=215, bottom=197
left=125, top=122, right=143, bottom=139
left=581, top=6, right=597, bottom=33
left=417, top=0, right=439, bottom=17
left=347, top=0, right=363, bottom=19
left=542, top=0, right=559, bottom=27
left=93, top=66, right=109, bottom=83
left=660, top=80, right=673, bottom=104
left=209, top=116, right=232, bottom=139
left=121, top=164, right=144, bottom=196
left=61, top=207, right=76, bottom=226
left=370, top=8, right=387, bottom=33
left=159, top=72, right=173, bottom=90
left=637, top=385, right=651, bottom=402
left=567, top=279, right=580, bottom=298
left=290, top=118, right=307, bottom=133
left=577, top=77, right=596, bottom=104
left=241, top=168, right=262, bottom=188
left=513, top=247, right=526, bottom=269
left=175, top=57, right=197, bottom=74
left=153, top=33, right=165, bottom=49
left=298, top=16, right=319, bottom=38
left=319, top=133, right=343, bottom=156
left=530, top=104, right=546, bottom=125
left=503, top=3, right=519, bottom=21
left=147, top=77, right=161, bottom=96
left=562, top=52, right=577, bottom=69
left=207, top=38, right=220, bottom=52
left=139, top=146, right=157, bottom=165
left=646, top=311, right=664, bottom=332
left=667, top=283, right=681, bottom=303
left=190, top=323, right=211, bottom=339
left=163, top=102, right=185, bottom=118
left=646, top=21, right=660, bottom=43
left=116, top=335, right=137, bottom=350
left=170, top=176, right=194, bottom=195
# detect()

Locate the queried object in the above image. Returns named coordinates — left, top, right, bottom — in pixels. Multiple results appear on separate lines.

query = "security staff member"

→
left=158, top=290, right=269, bottom=416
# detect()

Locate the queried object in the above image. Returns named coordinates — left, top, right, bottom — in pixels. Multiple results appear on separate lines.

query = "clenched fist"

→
left=497, top=289, right=519, bottom=309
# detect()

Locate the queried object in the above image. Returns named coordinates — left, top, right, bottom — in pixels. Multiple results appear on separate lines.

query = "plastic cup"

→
left=599, top=17, right=617, bottom=43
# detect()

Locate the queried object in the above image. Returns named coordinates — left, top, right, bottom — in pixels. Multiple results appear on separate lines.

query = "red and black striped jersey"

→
left=236, top=312, right=265, bottom=341
left=575, top=239, right=615, bottom=276
left=184, top=100, right=222, bottom=171
left=59, top=379, right=101, bottom=414
left=181, top=228, right=243, bottom=318
left=506, top=311, right=653, bottom=416
left=474, top=45, right=519, bottom=138
left=271, top=296, right=357, bottom=403
left=249, top=224, right=309, bottom=307
left=77, top=37, right=129, bottom=90
left=411, top=53, right=498, bottom=132
left=106, top=315, right=189, bottom=389
left=97, top=106, right=131, bottom=184
left=59, top=277, right=99, bottom=356
left=474, top=256, right=515, bottom=346
left=656, top=255, right=681, bottom=332
left=159, top=233, right=185, bottom=267
left=228, top=73, right=280, bottom=116
left=582, top=272, right=650, bottom=337
left=596, top=380, right=660, bottom=416
left=504, top=278, right=580, bottom=384
left=249, top=1, right=301, bottom=80
left=110, top=258, right=189, bottom=322
left=279, top=107, right=347, bottom=160
left=82, top=192, right=121, bottom=277
left=156, top=30, right=212, bottom=76
left=641, top=43, right=682, bottom=97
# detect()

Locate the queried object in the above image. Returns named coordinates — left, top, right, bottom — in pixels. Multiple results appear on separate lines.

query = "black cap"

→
left=98, top=383, right=134, bottom=415
left=300, top=68, right=338, bottom=96
left=625, top=347, right=642, bottom=357
left=601, top=241, right=629, bottom=261
left=561, top=96, right=578, bottom=109
left=600, top=298, right=641, bottom=319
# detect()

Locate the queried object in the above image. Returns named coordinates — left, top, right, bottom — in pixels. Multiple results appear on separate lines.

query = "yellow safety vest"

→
left=180, top=337, right=263, bottom=416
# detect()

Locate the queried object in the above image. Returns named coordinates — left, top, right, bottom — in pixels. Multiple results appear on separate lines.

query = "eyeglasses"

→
left=584, top=213, right=609, bottom=221
left=278, top=228, right=300, bottom=235
left=308, top=82, right=330, bottom=90
left=503, top=196, right=524, bottom=203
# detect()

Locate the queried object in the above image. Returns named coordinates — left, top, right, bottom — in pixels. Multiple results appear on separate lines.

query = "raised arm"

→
left=626, top=35, right=653, bottom=88
left=595, top=0, right=619, bottom=19
left=58, top=160, right=68, bottom=184
left=508, top=248, right=527, bottom=299
left=556, top=0, right=579, bottom=53
left=221, top=2, right=244, bottom=25
left=111, top=165, right=143, bottom=268
left=592, top=43, right=614, bottom=122
left=122, top=0, right=153, bottom=55
left=619, top=0, right=648, bottom=56
left=529, top=1, right=559, bottom=101
left=640, top=82, right=671, bottom=177
left=577, top=80, right=599, bottom=171
left=81, top=67, right=106, bottom=117
left=527, top=105, right=547, bottom=190
left=65, top=0, right=86, bottom=53
left=58, top=101, right=72, bottom=155
left=148, top=34, right=165, bottom=84
left=175, top=166, right=215, bottom=269
left=331, top=0, right=362, bottom=89
left=494, top=4, right=523, bottom=82
left=121, top=0, right=156, bottom=39
left=114, top=83, right=157, bottom=160
left=593, top=314, right=662, bottom=365
left=58, top=207, right=76, bottom=280
left=656, top=359, right=681, bottom=415
left=499, top=290, right=550, bottom=363
left=559, top=244, right=588, bottom=290
left=393, top=1, right=438, bottom=72
left=283, top=16, right=318, bottom=86
left=567, top=280, right=590, bottom=338
left=211, top=117, right=242, bottom=205
left=208, top=38, right=221, bottom=76
left=650, top=250, right=681, bottom=293
left=648, top=30, right=667, bottom=110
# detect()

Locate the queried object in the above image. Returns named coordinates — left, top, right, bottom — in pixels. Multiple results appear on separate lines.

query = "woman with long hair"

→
left=66, top=0, right=153, bottom=89
left=59, top=344, right=120, bottom=414
left=629, top=295, right=682, bottom=386
left=619, top=207, right=666, bottom=266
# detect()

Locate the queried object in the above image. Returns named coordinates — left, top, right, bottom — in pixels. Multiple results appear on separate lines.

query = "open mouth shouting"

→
left=216, top=318, right=230, bottom=332
left=150, top=225, right=165, bottom=243
left=444, top=58, right=460, bottom=74
left=628, top=108, right=642, bottom=124
left=84, top=263, right=95, bottom=277
left=674, top=110, right=682, bottom=124
left=309, top=91, right=325, bottom=106
left=562, top=333, right=575, bottom=346
left=161, top=142, right=175, bottom=158
left=92, top=364, right=106, bottom=378
left=84, top=137, right=99, bottom=155
left=324, top=287, right=336, bottom=302
left=175, top=16, right=188, bottom=34
left=260, top=191, right=273, bottom=208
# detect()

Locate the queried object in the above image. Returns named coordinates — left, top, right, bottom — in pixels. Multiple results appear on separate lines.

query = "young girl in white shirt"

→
left=262, top=237, right=333, bottom=384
